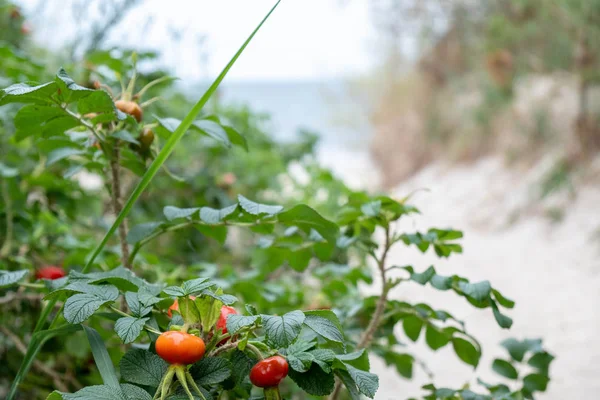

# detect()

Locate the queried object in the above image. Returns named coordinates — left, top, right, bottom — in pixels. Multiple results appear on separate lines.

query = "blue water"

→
left=218, top=80, right=370, bottom=149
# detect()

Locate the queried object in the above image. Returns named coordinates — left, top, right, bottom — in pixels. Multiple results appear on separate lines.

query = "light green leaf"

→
left=199, top=204, right=238, bottom=224
left=226, top=315, right=260, bottom=335
left=163, top=206, right=199, bottom=221
left=0, top=270, right=28, bottom=287
left=46, top=148, right=86, bottom=166
left=238, top=195, right=283, bottom=216
left=492, top=359, right=518, bottom=379
left=115, top=317, right=149, bottom=344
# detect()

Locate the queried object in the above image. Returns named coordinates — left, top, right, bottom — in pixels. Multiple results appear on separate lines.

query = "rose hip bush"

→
left=0, top=1, right=554, bottom=400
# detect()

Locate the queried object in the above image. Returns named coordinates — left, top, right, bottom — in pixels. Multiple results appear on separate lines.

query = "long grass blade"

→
left=82, top=0, right=281, bottom=272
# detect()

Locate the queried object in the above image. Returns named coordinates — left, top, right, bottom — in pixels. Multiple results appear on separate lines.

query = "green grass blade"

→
left=82, top=0, right=281, bottom=272
left=83, top=325, right=120, bottom=388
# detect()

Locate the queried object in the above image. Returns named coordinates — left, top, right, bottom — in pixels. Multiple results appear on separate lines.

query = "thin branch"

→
left=330, top=225, right=393, bottom=400
left=110, top=143, right=131, bottom=269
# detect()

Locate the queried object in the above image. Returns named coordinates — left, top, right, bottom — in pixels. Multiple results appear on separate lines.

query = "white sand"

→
left=343, top=156, right=600, bottom=399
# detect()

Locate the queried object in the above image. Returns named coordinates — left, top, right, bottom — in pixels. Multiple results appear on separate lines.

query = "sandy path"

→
left=357, top=157, right=600, bottom=399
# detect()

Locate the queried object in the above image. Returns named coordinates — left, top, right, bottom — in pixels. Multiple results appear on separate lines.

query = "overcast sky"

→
left=19, top=0, right=378, bottom=81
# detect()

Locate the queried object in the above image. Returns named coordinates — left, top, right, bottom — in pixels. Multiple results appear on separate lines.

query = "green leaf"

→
left=527, top=351, right=554, bottom=373
left=335, top=350, right=370, bottom=371
left=288, top=363, right=335, bottom=396
left=114, top=317, right=149, bottom=344
left=403, top=315, right=424, bottom=342
left=46, top=148, right=86, bottom=166
left=64, top=294, right=109, bottom=324
left=78, top=90, right=120, bottom=117
left=452, top=337, right=481, bottom=367
left=126, top=222, right=163, bottom=244
left=303, top=310, right=344, bottom=344
left=425, top=324, right=451, bottom=351
left=523, top=373, right=550, bottom=392
left=178, top=296, right=201, bottom=324
left=361, top=200, right=382, bottom=217
left=287, top=247, right=312, bottom=272
left=336, top=369, right=362, bottom=400
left=191, top=357, right=232, bottom=385
left=491, top=301, right=513, bottom=329
left=200, top=289, right=237, bottom=305
left=492, top=359, right=518, bottom=379
left=55, top=68, right=94, bottom=102
left=112, top=130, right=140, bottom=145
left=226, top=315, right=260, bottom=335
left=13, top=105, right=73, bottom=141
left=383, top=352, right=413, bottom=378
left=262, top=310, right=305, bottom=347
left=0, top=81, right=57, bottom=105
left=196, top=294, right=223, bottom=332
left=120, top=349, right=168, bottom=387
left=492, top=289, right=515, bottom=309
left=230, top=349, right=256, bottom=386
left=238, top=195, right=283, bottom=216
left=310, top=349, right=336, bottom=373
left=120, top=384, right=152, bottom=400
left=192, top=119, right=233, bottom=147
left=194, top=224, right=227, bottom=244
left=409, top=266, right=436, bottom=285
left=83, top=326, right=120, bottom=388
left=125, top=292, right=153, bottom=317
left=458, top=280, right=492, bottom=303
left=199, top=204, right=238, bottom=224
left=346, top=365, right=378, bottom=398
left=222, top=124, right=248, bottom=150
left=277, top=204, right=339, bottom=244
left=81, top=1, right=282, bottom=273
left=163, top=206, right=199, bottom=221
left=0, top=270, right=28, bottom=287
left=61, top=385, right=127, bottom=400
left=501, top=338, right=542, bottom=362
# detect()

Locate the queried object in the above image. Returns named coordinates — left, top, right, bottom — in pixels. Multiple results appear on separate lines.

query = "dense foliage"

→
left=0, top=2, right=554, bottom=400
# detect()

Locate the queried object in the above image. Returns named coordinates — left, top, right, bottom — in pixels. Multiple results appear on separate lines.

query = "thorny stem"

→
left=330, top=225, right=393, bottom=400
left=110, top=143, right=131, bottom=269
left=0, top=178, right=14, bottom=257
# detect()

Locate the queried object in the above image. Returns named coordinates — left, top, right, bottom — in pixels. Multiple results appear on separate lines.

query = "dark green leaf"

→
left=0, top=81, right=57, bottom=105
left=425, top=324, right=451, bottom=351
left=277, top=205, right=339, bottom=243
left=452, top=337, right=480, bottom=367
left=226, top=315, right=260, bottom=335
left=64, top=294, right=108, bottom=324
left=346, top=365, right=378, bottom=398
left=83, top=326, right=120, bottom=388
left=289, top=363, right=335, bottom=396
left=61, top=385, right=126, bottom=400
left=403, top=315, right=424, bottom=342
left=262, top=310, right=305, bottom=347
left=458, top=280, right=492, bottom=303
left=501, top=338, right=542, bottom=362
left=126, top=222, right=163, bottom=244
left=120, top=349, right=168, bottom=387
left=523, top=373, right=550, bottom=392
left=120, top=384, right=152, bottom=400
left=492, top=359, right=518, bottom=379
left=190, top=357, right=232, bottom=385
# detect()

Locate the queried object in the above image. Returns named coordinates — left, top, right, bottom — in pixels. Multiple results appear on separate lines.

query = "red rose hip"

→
left=249, top=356, right=289, bottom=388
left=36, top=266, right=66, bottom=280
